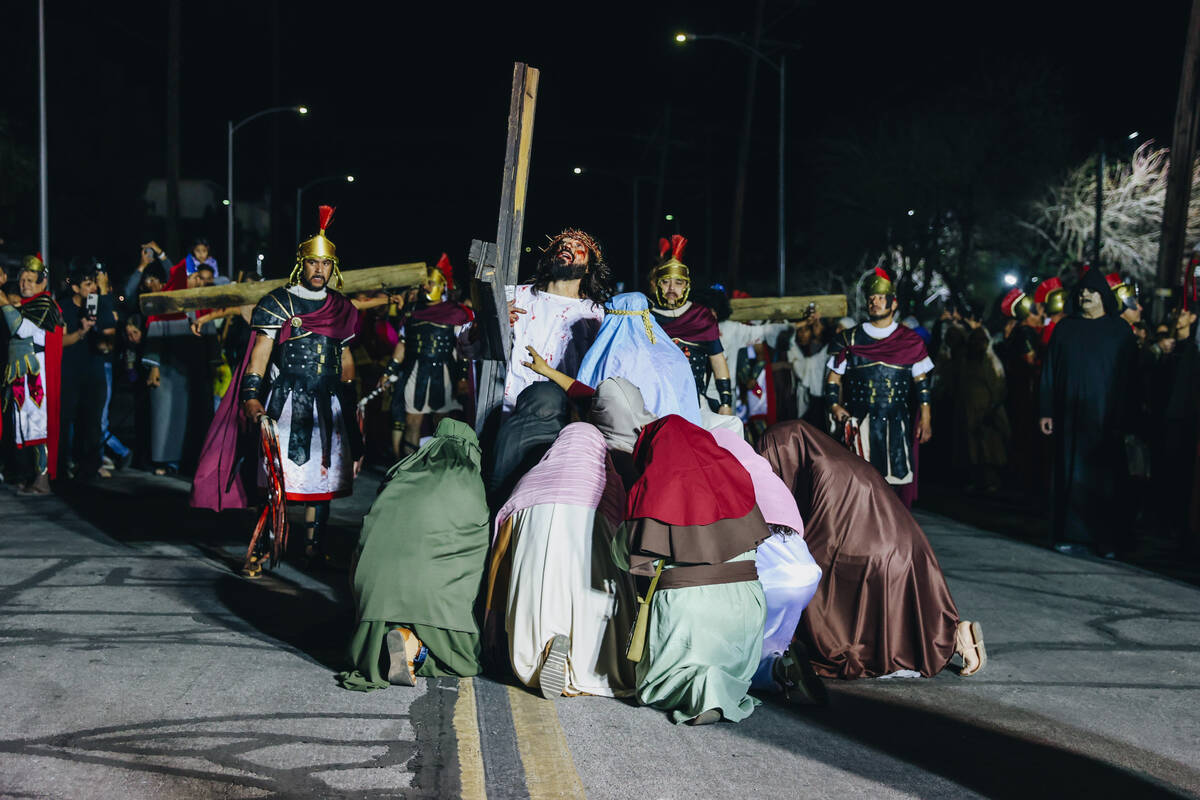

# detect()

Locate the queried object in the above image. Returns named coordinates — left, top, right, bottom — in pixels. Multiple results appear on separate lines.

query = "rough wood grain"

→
left=138, top=262, right=428, bottom=315
left=728, top=294, right=848, bottom=322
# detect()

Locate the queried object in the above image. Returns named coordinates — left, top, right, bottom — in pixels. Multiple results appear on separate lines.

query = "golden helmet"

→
left=650, top=234, right=690, bottom=309
left=21, top=252, right=47, bottom=278
left=1034, top=276, right=1065, bottom=316
left=426, top=253, right=454, bottom=303
left=291, top=205, right=342, bottom=289
left=862, top=266, right=894, bottom=298
left=1001, top=287, right=1035, bottom=320
left=1106, top=272, right=1138, bottom=311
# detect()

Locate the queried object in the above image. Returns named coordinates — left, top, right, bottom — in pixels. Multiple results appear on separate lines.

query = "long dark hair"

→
left=530, top=248, right=614, bottom=304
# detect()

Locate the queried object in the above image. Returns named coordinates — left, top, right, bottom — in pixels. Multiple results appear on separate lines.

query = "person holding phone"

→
left=58, top=264, right=116, bottom=479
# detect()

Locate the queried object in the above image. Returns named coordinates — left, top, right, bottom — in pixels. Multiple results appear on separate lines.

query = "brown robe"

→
left=757, top=420, right=959, bottom=678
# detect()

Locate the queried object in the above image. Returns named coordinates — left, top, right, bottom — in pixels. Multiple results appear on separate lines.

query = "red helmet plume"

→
left=435, top=252, right=454, bottom=292
left=317, top=205, right=335, bottom=234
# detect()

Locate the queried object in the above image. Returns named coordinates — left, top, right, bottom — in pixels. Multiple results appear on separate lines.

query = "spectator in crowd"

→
left=956, top=319, right=1008, bottom=494
left=58, top=265, right=118, bottom=480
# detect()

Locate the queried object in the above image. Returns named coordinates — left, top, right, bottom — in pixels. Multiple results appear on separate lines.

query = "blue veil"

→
left=576, top=292, right=701, bottom=424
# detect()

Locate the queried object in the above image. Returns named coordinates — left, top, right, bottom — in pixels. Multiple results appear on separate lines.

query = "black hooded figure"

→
left=1038, top=267, right=1138, bottom=555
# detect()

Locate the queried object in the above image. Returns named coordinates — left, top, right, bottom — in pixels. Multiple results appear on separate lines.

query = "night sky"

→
left=1, top=0, right=1193, bottom=293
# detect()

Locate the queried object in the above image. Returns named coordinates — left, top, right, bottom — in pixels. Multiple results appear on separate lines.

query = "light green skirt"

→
left=636, top=551, right=765, bottom=723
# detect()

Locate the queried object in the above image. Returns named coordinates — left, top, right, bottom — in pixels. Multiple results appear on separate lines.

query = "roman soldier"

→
left=0, top=254, right=66, bottom=495
left=824, top=267, right=933, bottom=504
left=1001, top=285, right=1044, bottom=491
left=1034, top=276, right=1066, bottom=347
left=647, top=235, right=734, bottom=415
left=385, top=253, right=473, bottom=458
left=236, top=205, right=362, bottom=572
left=1106, top=272, right=1143, bottom=328
left=1001, top=285, right=1043, bottom=368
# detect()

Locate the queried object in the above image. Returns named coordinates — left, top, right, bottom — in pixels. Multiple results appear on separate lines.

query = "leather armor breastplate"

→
left=673, top=338, right=712, bottom=396
left=395, top=319, right=459, bottom=415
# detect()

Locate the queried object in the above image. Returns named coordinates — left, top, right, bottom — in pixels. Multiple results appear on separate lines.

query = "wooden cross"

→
left=470, top=62, right=540, bottom=434
left=137, top=262, right=429, bottom=316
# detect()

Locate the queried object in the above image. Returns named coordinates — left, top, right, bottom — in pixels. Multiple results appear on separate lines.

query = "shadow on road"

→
left=48, top=473, right=359, bottom=674
left=743, top=686, right=1196, bottom=799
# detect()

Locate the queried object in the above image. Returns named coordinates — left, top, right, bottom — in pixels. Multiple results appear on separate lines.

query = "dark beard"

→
left=867, top=310, right=891, bottom=322
left=301, top=274, right=326, bottom=291
left=549, top=260, right=587, bottom=281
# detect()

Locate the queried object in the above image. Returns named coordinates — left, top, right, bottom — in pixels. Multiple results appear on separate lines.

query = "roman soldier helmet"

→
left=1034, top=276, right=1066, bottom=315
left=1001, top=287, right=1035, bottom=320
left=650, top=234, right=690, bottom=309
left=290, top=205, right=342, bottom=289
left=1106, top=272, right=1138, bottom=311
left=426, top=253, right=454, bottom=303
left=862, top=266, right=894, bottom=299
left=21, top=253, right=48, bottom=281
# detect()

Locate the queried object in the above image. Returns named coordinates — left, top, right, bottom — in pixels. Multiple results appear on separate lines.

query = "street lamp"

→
left=296, top=174, right=356, bottom=243
left=227, top=105, right=308, bottom=279
left=677, top=32, right=793, bottom=296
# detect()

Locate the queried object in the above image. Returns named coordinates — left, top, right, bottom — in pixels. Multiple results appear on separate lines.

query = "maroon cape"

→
left=654, top=303, right=720, bottom=342
left=757, top=420, right=959, bottom=678
left=189, top=291, right=361, bottom=511
left=830, top=323, right=927, bottom=367
left=627, top=415, right=754, bottom=525
left=408, top=301, right=473, bottom=326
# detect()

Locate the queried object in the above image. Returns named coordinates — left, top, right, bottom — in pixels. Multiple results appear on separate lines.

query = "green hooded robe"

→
left=339, top=419, right=489, bottom=690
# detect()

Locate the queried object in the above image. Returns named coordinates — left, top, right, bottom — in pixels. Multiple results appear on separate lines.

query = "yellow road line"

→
left=506, top=685, right=587, bottom=799
left=453, top=678, right=487, bottom=800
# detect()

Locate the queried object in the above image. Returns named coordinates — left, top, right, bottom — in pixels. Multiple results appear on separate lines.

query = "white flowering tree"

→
left=1018, top=143, right=1200, bottom=282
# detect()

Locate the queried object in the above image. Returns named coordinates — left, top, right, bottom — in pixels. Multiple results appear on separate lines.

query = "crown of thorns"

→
left=541, top=229, right=603, bottom=262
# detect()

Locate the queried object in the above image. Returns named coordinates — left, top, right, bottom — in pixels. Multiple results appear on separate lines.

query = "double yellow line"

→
left=453, top=678, right=586, bottom=799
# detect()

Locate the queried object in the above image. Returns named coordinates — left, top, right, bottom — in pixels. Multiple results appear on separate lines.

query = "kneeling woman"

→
left=619, top=414, right=769, bottom=724
left=757, top=420, right=985, bottom=679
left=487, top=422, right=636, bottom=699
left=339, top=419, right=490, bottom=690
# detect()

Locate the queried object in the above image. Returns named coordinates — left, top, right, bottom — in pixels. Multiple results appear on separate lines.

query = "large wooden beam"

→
left=138, top=262, right=428, bottom=315
left=474, top=62, right=540, bottom=434
left=729, top=294, right=847, bottom=322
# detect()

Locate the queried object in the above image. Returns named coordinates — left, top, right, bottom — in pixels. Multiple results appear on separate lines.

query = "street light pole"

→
left=678, top=33, right=792, bottom=296
left=296, top=174, right=355, bottom=244
left=227, top=105, right=307, bottom=279
left=38, top=0, right=49, bottom=264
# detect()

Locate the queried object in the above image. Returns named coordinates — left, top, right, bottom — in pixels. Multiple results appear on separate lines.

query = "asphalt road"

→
left=1, top=470, right=1197, bottom=799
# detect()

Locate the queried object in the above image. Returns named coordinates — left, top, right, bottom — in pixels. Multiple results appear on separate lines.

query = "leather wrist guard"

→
left=915, top=376, right=932, bottom=405
left=824, top=380, right=841, bottom=406
left=385, top=358, right=403, bottom=379
left=716, top=378, right=734, bottom=407
left=240, top=372, right=264, bottom=404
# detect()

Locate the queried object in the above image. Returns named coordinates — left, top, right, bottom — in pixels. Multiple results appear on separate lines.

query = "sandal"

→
left=955, top=620, right=987, bottom=677
left=775, top=642, right=829, bottom=706
left=241, top=554, right=263, bottom=579
left=538, top=634, right=570, bottom=700
left=686, top=709, right=723, bottom=726
left=386, top=627, right=428, bottom=686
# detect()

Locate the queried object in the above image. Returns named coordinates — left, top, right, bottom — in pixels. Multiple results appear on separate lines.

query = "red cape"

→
left=654, top=302, right=720, bottom=342
left=190, top=291, right=361, bottom=511
left=831, top=323, right=928, bottom=368
left=17, top=292, right=63, bottom=478
left=626, top=415, right=755, bottom=525
left=409, top=301, right=473, bottom=326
